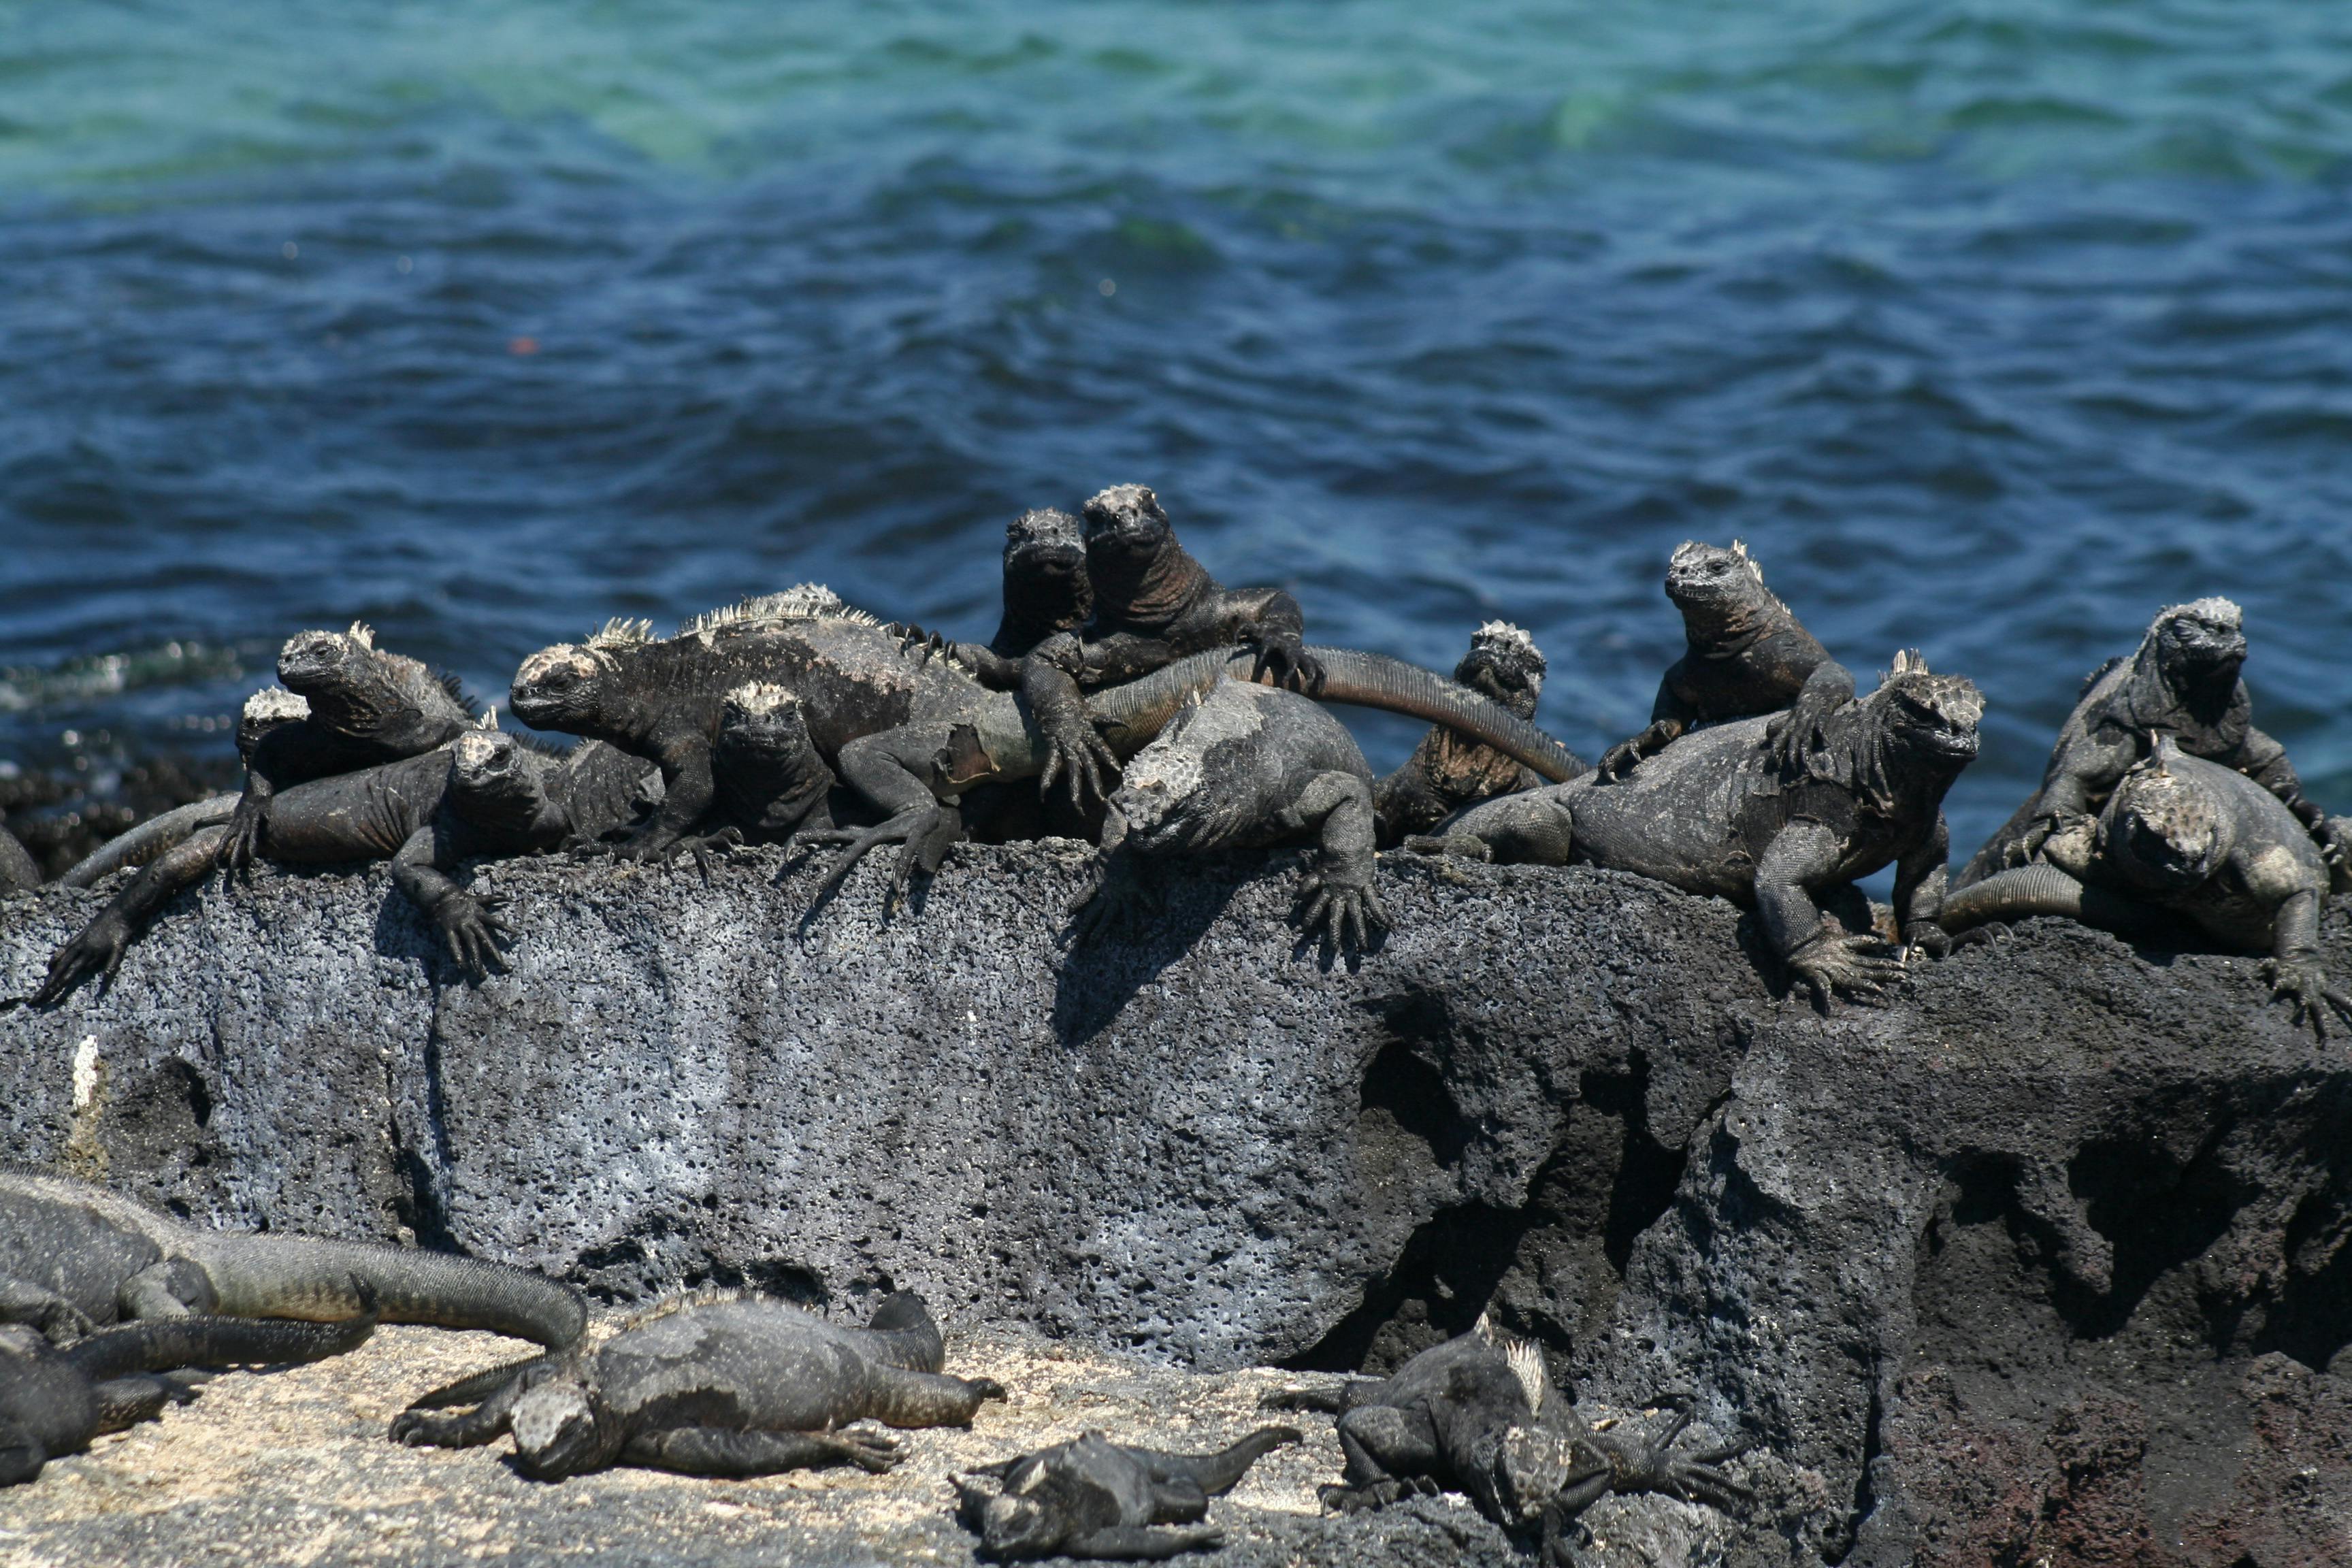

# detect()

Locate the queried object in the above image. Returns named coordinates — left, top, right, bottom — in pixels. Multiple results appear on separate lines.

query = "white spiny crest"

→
left=242, top=685, right=310, bottom=723
left=1502, top=1335, right=1552, bottom=1415
left=724, top=681, right=800, bottom=715
left=677, top=583, right=878, bottom=638
left=1729, top=538, right=1765, bottom=582
left=478, top=706, right=500, bottom=729
left=1473, top=620, right=1539, bottom=654
left=1889, top=649, right=1930, bottom=679
left=586, top=617, right=655, bottom=650
left=346, top=621, right=376, bottom=650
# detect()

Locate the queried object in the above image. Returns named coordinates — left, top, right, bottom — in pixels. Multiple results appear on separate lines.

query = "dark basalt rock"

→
left=3, top=845, right=2348, bottom=1566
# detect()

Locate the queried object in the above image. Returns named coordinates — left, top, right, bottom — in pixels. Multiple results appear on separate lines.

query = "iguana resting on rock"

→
left=1944, top=739, right=2352, bottom=1037
left=952, top=1426, right=1302, bottom=1560
left=1081, top=681, right=1389, bottom=951
left=1415, top=653, right=1981, bottom=1006
left=0, top=826, right=35, bottom=894
left=508, top=587, right=1579, bottom=904
left=1596, top=540, right=1853, bottom=783
left=1262, top=1322, right=1750, bottom=1567
left=33, top=725, right=658, bottom=1002
left=218, top=624, right=479, bottom=871
left=0, top=1170, right=582, bottom=1361
left=1959, top=598, right=2342, bottom=886
left=1375, top=623, right=1554, bottom=847
left=2, top=1310, right=375, bottom=1486
left=391, top=1290, right=1005, bottom=1480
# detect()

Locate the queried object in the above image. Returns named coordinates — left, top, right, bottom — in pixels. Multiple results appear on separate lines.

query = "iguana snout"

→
left=1081, top=483, right=1173, bottom=563
left=1663, top=539, right=1763, bottom=609
left=276, top=627, right=363, bottom=693
left=2154, top=596, right=2247, bottom=685
left=510, top=1379, right=606, bottom=1479
left=510, top=646, right=607, bottom=730
left=1494, top=1424, right=1580, bottom=1526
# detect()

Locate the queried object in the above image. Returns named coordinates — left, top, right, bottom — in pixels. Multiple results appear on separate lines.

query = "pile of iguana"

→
left=953, top=1426, right=1301, bottom=1560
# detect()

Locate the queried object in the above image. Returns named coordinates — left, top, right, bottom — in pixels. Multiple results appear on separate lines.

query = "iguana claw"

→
left=434, top=893, right=513, bottom=982
left=1039, top=715, right=1120, bottom=813
left=1786, top=931, right=1906, bottom=1009
left=1295, top=872, right=1387, bottom=953
left=34, top=911, right=133, bottom=1007
left=2263, top=958, right=2352, bottom=1041
left=808, top=804, right=963, bottom=911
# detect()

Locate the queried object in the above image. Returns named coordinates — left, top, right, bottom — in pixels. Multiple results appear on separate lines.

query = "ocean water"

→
left=4, top=0, right=2351, bottom=858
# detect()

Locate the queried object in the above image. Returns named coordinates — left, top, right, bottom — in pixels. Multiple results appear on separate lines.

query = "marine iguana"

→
left=0, top=1170, right=582, bottom=1361
left=1079, top=681, right=1388, bottom=951
left=1415, top=653, right=1981, bottom=1005
left=508, top=587, right=1579, bottom=902
left=391, top=1290, right=1006, bottom=1480
left=1, top=1310, right=375, bottom=1486
left=218, top=624, right=478, bottom=870
left=1944, top=738, right=2352, bottom=1037
left=1595, top=540, right=1853, bottom=783
left=1261, top=1322, right=1749, bottom=1565
left=33, top=724, right=658, bottom=1002
left=0, top=826, right=35, bottom=894
left=1958, top=598, right=2342, bottom=885
left=1375, top=622, right=1554, bottom=847
left=952, top=1426, right=1302, bottom=1560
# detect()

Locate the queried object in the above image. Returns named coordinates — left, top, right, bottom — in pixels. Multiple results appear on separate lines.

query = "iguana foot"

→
left=680, top=826, right=745, bottom=882
left=1785, top=931, right=1906, bottom=1009
left=216, top=798, right=268, bottom=873
left=1403, top=833, right=1491, bottom=862
left=431, top=894, right=513, bottom=982
left=1039, top=715, right=1121, bottom=814
left=2262, top=958, right=2352, bottom=1041
left=1068, top=860, right=1160, bottom=945
left=1764, top=689, right=1840, bottom=777
left=1586, top=1399, right=1754, bottom=1514
left=1594, top=740, right=1642, bottom=783
left=1317, top=1477, right=1435, bottom=1514
left=808, top=804, right=962, bottom=910
left=819, top=1424, right=907, bottom=1473
left=1295, top=871, right=1388, bottom=953
left=1246, top=631, right=1326, bottom=696
left=35, top=911, right=135, bottom=1006
left=1900, top=918, right=1953, bottom=960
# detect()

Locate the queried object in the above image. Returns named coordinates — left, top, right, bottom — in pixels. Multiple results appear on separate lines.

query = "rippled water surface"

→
left=5, top=0, right=2351, bottom=853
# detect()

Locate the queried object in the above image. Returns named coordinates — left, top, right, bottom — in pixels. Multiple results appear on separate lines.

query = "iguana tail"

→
left=63, top=1313, right=375, bottom=1379
left=1088, top=647, right=1587, bottom=783
left=56, top=795, right=240, bottom=889
left=1940, top=864, right=2166, bottom=938
left=187, top=1235, right=587, bottom=1352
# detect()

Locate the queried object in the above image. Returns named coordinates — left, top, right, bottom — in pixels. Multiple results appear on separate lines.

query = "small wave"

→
left=0, top=641, right=250, bottom=715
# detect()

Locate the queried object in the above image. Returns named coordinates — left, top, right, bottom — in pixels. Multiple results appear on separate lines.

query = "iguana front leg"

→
left=1754, top=820, right=1903, bottom=1007
left=621, top=1424, right=906, bottom=1477
left=602, top=733, right=715, bottom=863
left=1292, top=771, right=1386, bottom=951
left=1022, top=640, right=1120, bottom=811
left=806, top=727, right=973, bottom=908
left=36, top=826, right=227, bottom=1006
left=2261, top=889, right=2352, bottom=1040
left=1765, top=659, right=1857, bottom=776
left=0, top=1278, right=97, bottom=1342
left=392, top=824, right=512, bottom=981
left=1890, top=813, right=1953, bottom=958
left=1226, top=588, right=1324, bottom=693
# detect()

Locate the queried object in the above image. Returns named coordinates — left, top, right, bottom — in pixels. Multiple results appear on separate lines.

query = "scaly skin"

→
left=953, top=1426, right=1301, bottom=1560
left=1261, top=1324, right=1750, bottom=1566
left=218, top=625, right=477, bottom=872
left=1419, top=653, right=1981, bottom=1008
left=1597, top=540, right=1853, bottom=784
left=0, top=826, right=35, bottom=894
left=1375, top=622, right=1553, bottom=847
left=1959, top=598, right=2342, bottom=886
left=391, top=1291, right=1005, bottom=1481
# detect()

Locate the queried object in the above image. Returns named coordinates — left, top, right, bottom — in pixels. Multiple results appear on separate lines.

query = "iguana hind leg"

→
left=806, top=729, right=971, bottom=910
left=1061, top=1524, right=1225, bottom=1561
left=621, top=1424, right=904, bottom=1477
left=0, top=1278, right=97, bottom=1342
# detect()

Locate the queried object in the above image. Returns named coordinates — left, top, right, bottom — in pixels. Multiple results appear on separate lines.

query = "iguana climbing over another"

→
left=1416, top=653, right=1981, bottom=1006
left=217, top=624, right=479, bottom=870
left=1596, top=540, right=1853, bottom=783
left=2, top=1310, right=375, bottom=1486
left=0, top=1170, right=583, bottom=1360
left=1959, top=598, right=2342, bottom=886
left=391, top=1290, right=1005, bottom=1480
left=33, top=725, right=659, bottom=1002
left=1079, top=681, right=1389, bottom=951
left=953, top=1426, right=1302, bottom=1560
left=1262, top=1321, right=1750, bottom=1566
left=1944, top=739, right=2352, bottom=1037
left=1375, top=623, right=1555, bottom=847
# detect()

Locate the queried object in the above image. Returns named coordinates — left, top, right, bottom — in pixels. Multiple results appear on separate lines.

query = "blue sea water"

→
left=3, top=0, right=2351, bottom=857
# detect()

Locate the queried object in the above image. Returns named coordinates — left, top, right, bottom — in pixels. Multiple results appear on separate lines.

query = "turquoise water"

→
left=4, top=1, right=2351, bottom=852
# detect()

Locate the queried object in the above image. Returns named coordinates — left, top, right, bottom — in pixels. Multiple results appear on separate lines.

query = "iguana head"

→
left=510, top=641, right=620, bottom=732
left=2147, top=597, right=2247, bottom=693
left=1081, top=483, right=1174, bottom=566
left=1664, top=540, right=1779, bottom=644
left=2100, top=738, right=2227, bottom=892
left=1873, top=651, right=1982, bottom=766
left=508, top=1375, right=620, bottom=1479
left=1454, top=622, right=1547, bottom=720
left=719, top=683, right=813, bottom=757
left=448, top=728, right=551, bottom=828
left=1002, top=508, right=1092, bottom=633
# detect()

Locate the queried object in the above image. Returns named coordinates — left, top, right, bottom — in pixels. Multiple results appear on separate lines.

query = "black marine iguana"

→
left=0, top=826, right=35, bottom=894
left=1959, top=597, right=2342, bottom=886
left=0, top=1170, right=583, bottom=1358
left=1, top=1310, right=374, bottom=1486
left=1416, top=653, right=1982, bottom=1005
left=1262, top=1323, right=1749, bottom=1566
left=952, top=1426, right=1302, bottom=1560
left=218, top=624, right=479, bottom=870
left=1375, top=622, right=1554, bottom=847
left=1944, top=738, right=2352, bottom=1037
left=508, top=587, right=1578, bottom=903
left=391, top=1290, right=1005, bottom=1480
left=33, top=725, right=658, bottom=1002
left=1595, top=540, right=1852, bottom=783
left=1080, top=681, right=1389, bottom=951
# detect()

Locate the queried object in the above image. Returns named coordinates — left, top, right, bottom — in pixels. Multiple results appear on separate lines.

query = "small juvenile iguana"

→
left=1944, top=739, right=2352, bottom=1037
left=1596, top=540, right=1853, bottom=783
left=391, top=1290, right=1005, bottom=1480
left=1959, top=598, right=2342, bottom=885
left=1416, top=653, right=1982, bottom=1006
left=2, top=1311, right=374, bottom=1486
left=1080, top=681, right=1389, bottom=951
left=0, top=1170, right=583, bottom=1356
left=952, top=1426, right=1301, bottom=1560
left=1375, top=622, right=1554, bottom=847
left=218, top=624, right=478, bottom=870
left=1262, top=1321, right=1750, bottom=1566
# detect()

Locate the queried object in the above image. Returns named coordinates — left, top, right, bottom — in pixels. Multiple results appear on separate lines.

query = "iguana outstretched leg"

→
left=954, top=1426, right=1298, bottom=1560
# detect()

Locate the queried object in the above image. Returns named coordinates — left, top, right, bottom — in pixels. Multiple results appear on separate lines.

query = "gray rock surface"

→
left=5, top=841, right=2351, bottom=1565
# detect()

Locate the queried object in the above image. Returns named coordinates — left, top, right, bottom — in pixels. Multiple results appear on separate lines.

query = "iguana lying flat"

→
left=34, top=726, right=657, bottom=1001
left=953, top=1426, right=1301, bottom=1560
left=1375, top=622, right=1554, bottom=847
left=218, top=625, right=478, bottom=870
left=1416, top=653, right=1981, bottom=1005
left=1944, top=740, right=2352, bottom=1036
left=1959, top=598, right=2341, bottom=885
left=391, top=1290, right=1005, bottom=1480
left=1596, top=540, right=1853, bottom=783
left=1081, top=681, right=1388, bottom=951
left=0, top=1170, right=582, bottom=1360
left=1, top=1311, right=374, bottom=1486
left=1262, top=1323, right=1749, bottom=1566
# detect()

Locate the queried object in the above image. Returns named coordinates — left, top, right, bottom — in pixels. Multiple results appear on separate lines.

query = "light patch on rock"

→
left=71, top=1034, right=102, bottom=1111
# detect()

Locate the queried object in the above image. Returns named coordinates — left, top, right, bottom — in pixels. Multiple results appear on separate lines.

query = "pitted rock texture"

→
left=4, top=843, right=2351, bottom=1565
